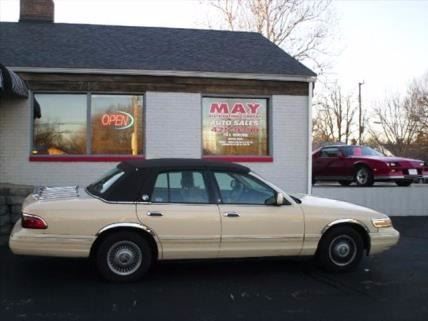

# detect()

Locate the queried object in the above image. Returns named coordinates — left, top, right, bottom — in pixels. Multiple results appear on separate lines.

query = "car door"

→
left=315, top=147, right=344, bottom=179
left=136, top=170, right=221, bottom=259
left=212, top=171, right=304, bottom=258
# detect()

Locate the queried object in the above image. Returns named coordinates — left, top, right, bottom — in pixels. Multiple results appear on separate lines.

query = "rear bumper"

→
left=369, top=227, right=400, bottom=255
left=9, top=220, right=94, bottom=258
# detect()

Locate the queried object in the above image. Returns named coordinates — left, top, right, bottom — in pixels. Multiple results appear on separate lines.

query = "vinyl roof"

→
left=122, top=158, right=249, bottom=173
left=0, top=21, right=316, bottom=78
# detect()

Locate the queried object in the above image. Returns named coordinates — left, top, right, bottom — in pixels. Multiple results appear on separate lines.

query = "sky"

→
left=1, top=0, right=427, bottom=110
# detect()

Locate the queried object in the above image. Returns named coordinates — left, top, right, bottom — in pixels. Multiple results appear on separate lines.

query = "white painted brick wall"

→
left=313, top=186, right=428, bottom=216
left=0, top=93, right=309, bottom=192
left=242, top=95, right=309, bottom=193
left=145, top=92, right=201, bottom=159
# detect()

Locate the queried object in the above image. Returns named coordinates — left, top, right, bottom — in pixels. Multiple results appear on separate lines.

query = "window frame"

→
left=201, top=95, right=273, bottom=163
left=320, top=147, right=340, bottom=158
left=149, top=169, right=215, bottom=205
left=29, top=91, right=146, bottom=162
left=210, top=170, right=278, bottom=206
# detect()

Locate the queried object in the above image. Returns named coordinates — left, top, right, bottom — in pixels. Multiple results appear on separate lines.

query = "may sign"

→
left=101, top=111, right=134, bottom=130
left=209, top=102, right=261, bottom=115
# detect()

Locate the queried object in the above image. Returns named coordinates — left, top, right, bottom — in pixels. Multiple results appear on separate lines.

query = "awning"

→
left=0, top=64, right=41, bottom=118
left=0, top=64, right=29, bottom=98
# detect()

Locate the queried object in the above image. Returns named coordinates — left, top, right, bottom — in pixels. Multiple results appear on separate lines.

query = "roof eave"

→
left=9, top=67, right=317, bottom=83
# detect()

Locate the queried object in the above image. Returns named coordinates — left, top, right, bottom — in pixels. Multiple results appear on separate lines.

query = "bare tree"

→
left=407, top=72, right=428, bottom=129
left=208, top=0, right=334, bottom=73
left=312, top=83, right=357, bottom=147
left=368, top=95, right=421, bottom=156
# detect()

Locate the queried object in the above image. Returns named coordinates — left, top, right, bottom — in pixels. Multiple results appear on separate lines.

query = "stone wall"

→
left=0, top=184, right=33, bottom=239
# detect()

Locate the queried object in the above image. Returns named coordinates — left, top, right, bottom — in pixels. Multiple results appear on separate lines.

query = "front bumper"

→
left=369, top=227, right=400, bottom=255
left=375, top=168, right=427, bottom=181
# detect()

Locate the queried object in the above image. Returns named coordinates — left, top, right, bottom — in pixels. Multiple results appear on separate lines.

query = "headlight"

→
left=386, top=162, right=398, bottom=167
left=372, top=217, right=392, bottom=228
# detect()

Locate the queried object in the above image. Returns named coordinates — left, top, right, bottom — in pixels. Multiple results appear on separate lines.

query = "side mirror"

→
left=338, top=152, right=345, bottom=159
left=276, top=192, right=285, bottom=206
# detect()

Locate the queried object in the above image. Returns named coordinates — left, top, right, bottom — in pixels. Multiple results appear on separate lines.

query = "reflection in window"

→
left=32, top=93, right=144, bottom=156
left=32, top=94, right=87, bottom=155
left=91, top=95, right=143, bottom=155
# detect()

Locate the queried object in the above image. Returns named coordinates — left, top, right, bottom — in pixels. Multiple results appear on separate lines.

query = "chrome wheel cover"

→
left=356, top=168, right=368, bottom=185
left=328, top=235, right=357, bottom=267
left=107, top=240, right=143, bottom=276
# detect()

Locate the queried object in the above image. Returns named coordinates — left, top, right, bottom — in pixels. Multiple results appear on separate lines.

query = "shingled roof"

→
left=0, top=21, right=316, bottom=78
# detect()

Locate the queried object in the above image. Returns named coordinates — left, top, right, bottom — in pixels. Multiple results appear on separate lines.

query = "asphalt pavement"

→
left=1, top=217, right=427, bottom=321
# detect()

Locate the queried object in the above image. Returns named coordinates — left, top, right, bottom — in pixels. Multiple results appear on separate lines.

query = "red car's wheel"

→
left=354, top=166, right=374, bottom=186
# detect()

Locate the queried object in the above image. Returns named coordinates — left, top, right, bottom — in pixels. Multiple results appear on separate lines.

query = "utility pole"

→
left=358, top=81, right=365, bottom=144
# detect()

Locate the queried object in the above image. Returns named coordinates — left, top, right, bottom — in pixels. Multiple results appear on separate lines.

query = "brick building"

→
left=0, top=0, right=316, bottom=194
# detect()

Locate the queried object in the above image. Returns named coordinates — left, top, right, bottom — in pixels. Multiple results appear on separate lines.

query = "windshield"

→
left=343, top=146, right=384, bottom=157
left=87, top=167, right=125, bottom=197
left=250, top=172, right=299, bottom=204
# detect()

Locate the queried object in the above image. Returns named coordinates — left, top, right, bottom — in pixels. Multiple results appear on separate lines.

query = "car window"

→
left=151, top=171, right=209, bottom=204
left=342, top=146, right=353, bottom=156
left=214, top=172, right=276, bottom=205
left=320, top=147, right=339, bottom=158
left=87, top=167, right=125, bottom=196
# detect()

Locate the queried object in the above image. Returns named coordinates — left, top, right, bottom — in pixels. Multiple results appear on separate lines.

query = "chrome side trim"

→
left=315, top=176, right=353, bottom=181
left=96, top=222, right=163, bottom=259
left=321, top=219, right=370, bottom=235
left=222, top=235, right=303, bottom=240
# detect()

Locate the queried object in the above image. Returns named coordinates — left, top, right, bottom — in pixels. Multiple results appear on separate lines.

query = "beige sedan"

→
left=9, top=159, right=399, bottom=282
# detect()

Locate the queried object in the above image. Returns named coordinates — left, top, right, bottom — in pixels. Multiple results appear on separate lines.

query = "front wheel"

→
left=355, top=166, right=374, bottom=186
left=317, top=226, right=364, bottom=272
left=96, top=231, right=152, bottom=282
left=395, top=180, right=412, bottom=187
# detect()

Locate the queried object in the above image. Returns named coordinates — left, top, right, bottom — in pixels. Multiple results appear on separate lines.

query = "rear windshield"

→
left=87, top=167, right=125, bottom=197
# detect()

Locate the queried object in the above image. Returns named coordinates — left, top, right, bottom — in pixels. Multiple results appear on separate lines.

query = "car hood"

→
left=296, top=194, right=378, bottom=214
left=291, top=193, right=387, bottom=232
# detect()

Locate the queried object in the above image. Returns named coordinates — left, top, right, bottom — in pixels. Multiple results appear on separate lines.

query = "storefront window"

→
left=32, top=93, right=144, bottom=156
left=202, top=97, right=269, bottom=156
left=33, top=94, right=87, bottom=155
left=91, top=95, right=143, bottom=155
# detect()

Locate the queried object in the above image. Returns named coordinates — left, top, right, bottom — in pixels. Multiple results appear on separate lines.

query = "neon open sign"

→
left=101, top=111, right=134, bottom=130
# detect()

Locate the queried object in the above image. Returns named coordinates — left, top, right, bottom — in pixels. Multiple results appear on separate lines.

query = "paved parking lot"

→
left=1, top=217, right=427, bottom=321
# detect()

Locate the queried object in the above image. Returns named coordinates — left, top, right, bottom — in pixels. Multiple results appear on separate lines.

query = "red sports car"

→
left=312, top=145, right=427, bottom=186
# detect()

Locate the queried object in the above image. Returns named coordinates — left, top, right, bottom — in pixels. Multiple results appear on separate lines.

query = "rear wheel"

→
left=338, top=180, right=352, bottom=186
left=317, top=226, right=364, bottom=272
left=395, top=180, right=412, bottom=187
left=355, top=166, right=374, bottom=186
left=96, top=231, right=152, bottom=282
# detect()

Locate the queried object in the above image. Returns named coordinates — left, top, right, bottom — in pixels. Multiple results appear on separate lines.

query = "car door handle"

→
left=223, top=211, right=240, bottom=217
left=147, top=211, right=163, bottom=217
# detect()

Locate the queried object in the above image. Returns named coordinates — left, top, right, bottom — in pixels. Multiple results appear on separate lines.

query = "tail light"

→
left=22, top=213, right=48, bottom=229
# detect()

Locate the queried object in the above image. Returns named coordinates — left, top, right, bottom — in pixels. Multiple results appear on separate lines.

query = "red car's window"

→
left=353, top=147, right=362, bottom=156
